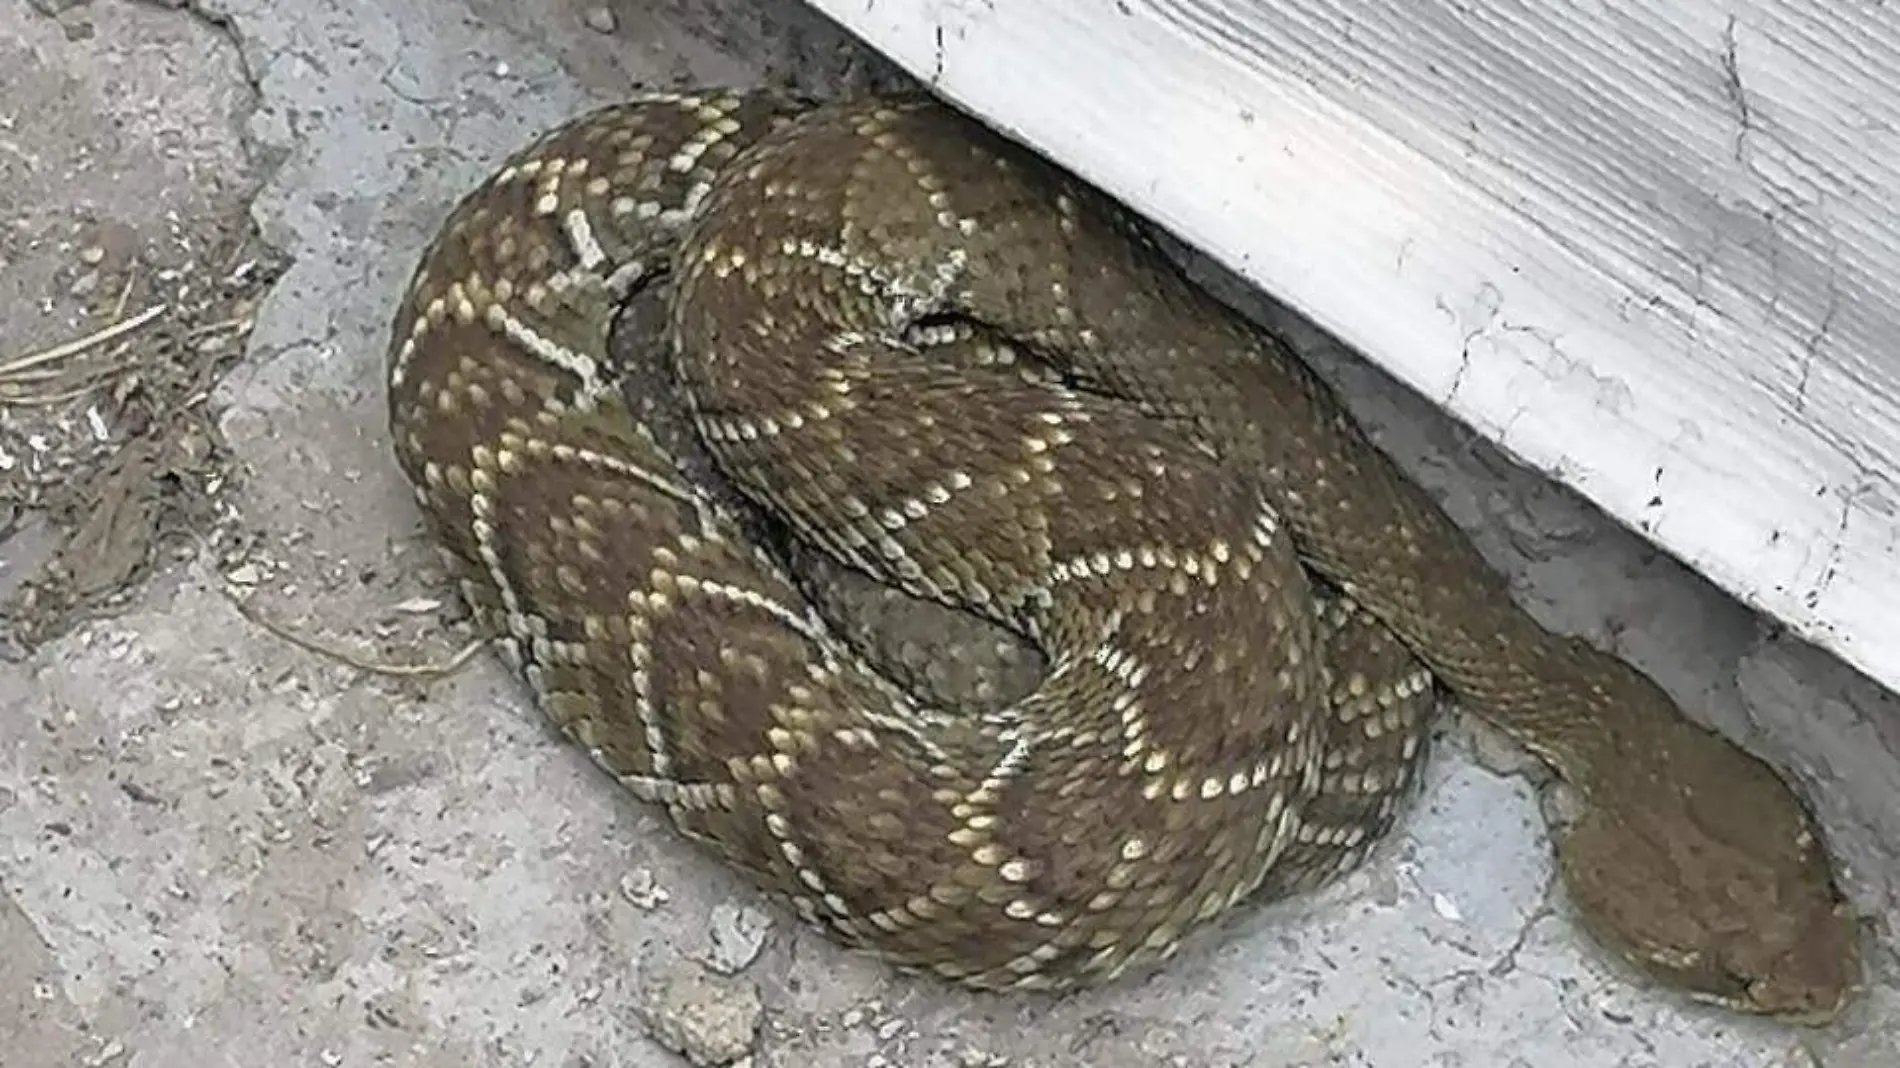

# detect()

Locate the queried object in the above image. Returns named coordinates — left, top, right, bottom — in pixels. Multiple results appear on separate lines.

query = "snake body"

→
left=383, top=88, right=1859, bottom=1019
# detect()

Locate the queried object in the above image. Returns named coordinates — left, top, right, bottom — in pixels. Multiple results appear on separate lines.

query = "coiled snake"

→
left=382, top=88, right=1860, bottom=1021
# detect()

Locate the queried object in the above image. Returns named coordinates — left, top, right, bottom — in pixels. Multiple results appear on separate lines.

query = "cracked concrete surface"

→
left=1, top=1, right=1895, bottom=1064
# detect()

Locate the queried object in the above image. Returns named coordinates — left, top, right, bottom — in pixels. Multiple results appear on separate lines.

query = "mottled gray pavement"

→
left=1, top=2, right=1895, bottom=1065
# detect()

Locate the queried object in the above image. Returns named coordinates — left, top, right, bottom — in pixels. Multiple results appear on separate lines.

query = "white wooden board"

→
left=803, top=0, right=1900, bottom=696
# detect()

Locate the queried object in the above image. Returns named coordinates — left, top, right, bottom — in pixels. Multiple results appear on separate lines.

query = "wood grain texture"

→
left=801, top=0, right=1900, bottom=696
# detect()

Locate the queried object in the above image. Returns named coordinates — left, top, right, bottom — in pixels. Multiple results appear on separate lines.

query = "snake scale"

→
left=382, top=87, right=1860, bottom=1021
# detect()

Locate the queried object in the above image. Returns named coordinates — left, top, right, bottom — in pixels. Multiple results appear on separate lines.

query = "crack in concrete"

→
left=1793, top=238, right=1843, bottom=417
left=1720, top=16, right=1755, bottom=167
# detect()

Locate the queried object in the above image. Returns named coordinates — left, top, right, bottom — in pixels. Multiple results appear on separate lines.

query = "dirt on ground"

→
left=0, top=1, right=288, bottom=659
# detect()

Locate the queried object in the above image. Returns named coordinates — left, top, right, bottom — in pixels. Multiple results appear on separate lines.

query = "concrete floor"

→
left=1, top=1, right=1895, bottom=1065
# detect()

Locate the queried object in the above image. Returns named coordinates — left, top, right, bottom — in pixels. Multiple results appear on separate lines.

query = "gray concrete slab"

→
left=1, top=1, right=1894, bottom=1065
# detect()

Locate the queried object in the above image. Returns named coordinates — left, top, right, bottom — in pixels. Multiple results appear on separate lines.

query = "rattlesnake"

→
left=382, top=87, right=1860, bottom=1021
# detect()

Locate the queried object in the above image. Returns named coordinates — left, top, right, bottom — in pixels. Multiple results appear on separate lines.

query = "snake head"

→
left=1554, top=711, right=1862, bottom=1024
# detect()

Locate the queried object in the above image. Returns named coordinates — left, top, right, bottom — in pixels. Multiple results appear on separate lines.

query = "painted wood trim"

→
left=803, top=0, right=1900, bottom=695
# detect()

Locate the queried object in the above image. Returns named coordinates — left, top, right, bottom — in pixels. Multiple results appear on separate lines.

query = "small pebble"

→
left=620, top=867, right=671, bottom=910
left=702, top=901, right=772, bottom=974
left=583, top=5, right=617, bottom=33
left=1431, top=891, right=1463, bottom=922
left=639, top=961, right=763, bottom=1067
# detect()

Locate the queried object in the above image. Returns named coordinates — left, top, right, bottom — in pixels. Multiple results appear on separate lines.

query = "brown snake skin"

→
left=383, top=88, right=1861, bottom=1020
